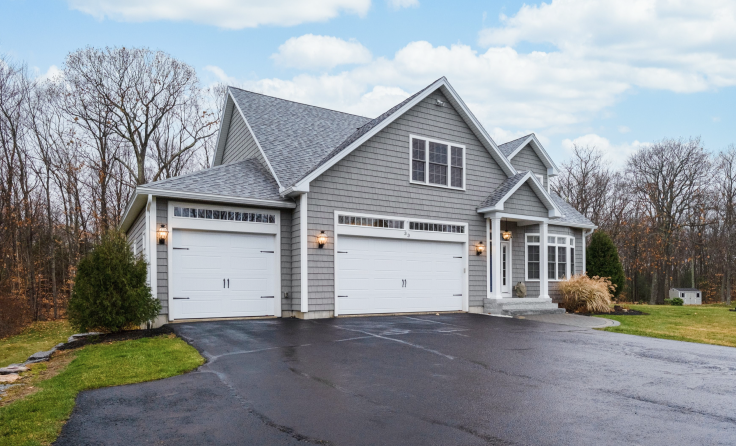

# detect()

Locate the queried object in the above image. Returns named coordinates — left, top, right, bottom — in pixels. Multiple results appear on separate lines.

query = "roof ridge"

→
left=499, top=133, right=533, bottom=147
left=228, top=86, right=371, bottom=120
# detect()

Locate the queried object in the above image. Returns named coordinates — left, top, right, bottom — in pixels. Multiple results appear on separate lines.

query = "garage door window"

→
left=174, top=206, right=275, bottom=223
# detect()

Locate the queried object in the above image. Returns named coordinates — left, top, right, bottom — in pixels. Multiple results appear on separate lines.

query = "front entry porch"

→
left=483, top=213, right=567, bottom=316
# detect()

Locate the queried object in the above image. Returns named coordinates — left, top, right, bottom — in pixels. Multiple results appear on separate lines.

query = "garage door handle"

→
left=338, top=295, right=348, bottom=297
left=453, top=294, right=462, bottom=296
left=337, top=251, right=348, bottom=253
left=261, top=296, right=275, bottom=298
left=261, top=250, right=274, bottom=253
left=173, top=247, right=189, bottom=250
left=453, top=256, right=462, bottom=258
left=173, top=297, right=189, bottom=300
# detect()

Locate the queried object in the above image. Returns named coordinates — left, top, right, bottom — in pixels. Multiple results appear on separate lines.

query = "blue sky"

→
left=2, top=0, right=734, bottom=165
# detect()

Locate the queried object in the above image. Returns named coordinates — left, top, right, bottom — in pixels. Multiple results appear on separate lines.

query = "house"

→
left=669, top=288, right=702, bottom=305
left=120, top=77, right=596, bottom=326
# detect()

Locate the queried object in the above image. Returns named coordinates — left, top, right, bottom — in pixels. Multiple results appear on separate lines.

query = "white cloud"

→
left=386, top=0, right=419, bottom=10
left=562, top=134, right=650, bottom=167
left=35, top=65, right=62, bottom=82
left=272, top=35, right=372, bottom=70
left=478, top=0, right=736, bottom=93
left=67, top=0, right=371, bottom=29
left=618, top=125, right=630, bottom=133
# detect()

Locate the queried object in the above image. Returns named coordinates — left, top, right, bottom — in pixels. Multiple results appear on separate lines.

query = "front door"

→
left=500, top=241, right=511, bottom=295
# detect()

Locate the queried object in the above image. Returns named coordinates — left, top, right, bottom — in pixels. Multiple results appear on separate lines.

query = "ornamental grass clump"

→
left=68, top=230, right=161, bottom=333
left=559, top=274, right=616, bottom=314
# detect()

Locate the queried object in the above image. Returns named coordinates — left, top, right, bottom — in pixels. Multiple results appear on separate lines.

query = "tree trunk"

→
left=650, top=271, right=658, bottom=305
left=727, top=268, right=732, bottom=305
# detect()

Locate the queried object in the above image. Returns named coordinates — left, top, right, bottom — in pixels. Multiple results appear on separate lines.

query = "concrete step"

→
left=483, top=298, right=566, bottom=316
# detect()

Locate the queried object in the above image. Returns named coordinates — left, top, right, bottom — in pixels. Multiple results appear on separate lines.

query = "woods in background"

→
left=0, top=47, right=222, bottom=336
left=2, top=45, right=733, bottom=336
left=554, top=140, right=736, bottom=305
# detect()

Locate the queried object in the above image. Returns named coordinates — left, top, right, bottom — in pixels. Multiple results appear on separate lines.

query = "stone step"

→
left=503, top=307, right=566, bottom=316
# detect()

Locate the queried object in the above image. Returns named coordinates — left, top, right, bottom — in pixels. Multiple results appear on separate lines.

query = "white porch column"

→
left=491, top=217, right=502, bottom=299
left=300, top=193, right=309, bottom=313
left=540, top=222, right=549, bottom=299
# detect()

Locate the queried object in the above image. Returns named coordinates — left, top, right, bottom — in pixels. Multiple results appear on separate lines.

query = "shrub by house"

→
left=586, top=230, right=625, bottom=298
left=68, top=230, right=160, bottom=332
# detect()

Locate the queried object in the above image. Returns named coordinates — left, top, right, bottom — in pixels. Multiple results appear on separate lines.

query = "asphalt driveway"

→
left=56, top=314, right=736, bottom=445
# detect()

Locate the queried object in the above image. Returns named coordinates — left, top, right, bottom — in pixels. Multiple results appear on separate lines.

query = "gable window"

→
left=410, top=136, right=465, bottom=190
left=526, top=235, right=540, bottom=280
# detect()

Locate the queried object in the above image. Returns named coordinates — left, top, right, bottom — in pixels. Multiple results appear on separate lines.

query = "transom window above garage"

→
left=410, top=135, right=465, bottom=190
left=174, top=206, right=275, bottom=223
left=338, top=215, right=405, bottom=229
left=409, top=221, right=465, bottom=233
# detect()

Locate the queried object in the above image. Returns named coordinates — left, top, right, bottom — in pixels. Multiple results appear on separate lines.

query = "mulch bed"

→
left=57, top=326, right=174, bottom=350
left=575, top=308, right=647, bottom=316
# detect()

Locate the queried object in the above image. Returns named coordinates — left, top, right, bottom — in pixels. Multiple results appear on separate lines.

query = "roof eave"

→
left=136, top=187, right=297, bottom=209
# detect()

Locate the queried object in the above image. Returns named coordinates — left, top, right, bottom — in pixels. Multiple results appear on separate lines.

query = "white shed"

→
left=669, top=288, right=702, bottom=305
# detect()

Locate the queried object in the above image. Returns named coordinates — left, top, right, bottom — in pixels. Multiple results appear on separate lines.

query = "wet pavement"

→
left=56, top=314, right=736, bottom=445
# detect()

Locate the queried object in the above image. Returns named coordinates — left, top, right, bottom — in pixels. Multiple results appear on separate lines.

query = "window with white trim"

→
left=526, top=235, right=540, bottom=280
left=547, top=235, right=575, bottom=281
left=410, top=136, right=464, bottom=189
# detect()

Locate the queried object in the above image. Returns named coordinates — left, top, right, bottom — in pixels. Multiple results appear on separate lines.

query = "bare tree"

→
left=553, top=144, right=612, bottom=226
left=63, top=47, right=211, bottom=185
left=627, top=137, right=711, bottom=304
left=716, top=146, right=736, bottom=304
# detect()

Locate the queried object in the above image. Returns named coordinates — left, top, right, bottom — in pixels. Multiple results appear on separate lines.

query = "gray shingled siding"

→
left=222, top=107, right=268, bottom=168
left=307, top=90, right=508, bottom=311
left=504, top=183, right=548, bottom=218
left=291, top=198, right=301, bottom=311
left=511, top=144, right=548, bottom=189
left=156, top=199, right=168, bottom=315
left=129, top=208, right=146, bottom=257
left=280, top=210, right=292, bottom=311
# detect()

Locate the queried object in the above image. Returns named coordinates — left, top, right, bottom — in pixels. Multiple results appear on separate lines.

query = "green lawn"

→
left=0, top=334, right=204, bottom=446
left=596, top=304, right=736, bottom=347
left=0, top=321, right=76, bottom=367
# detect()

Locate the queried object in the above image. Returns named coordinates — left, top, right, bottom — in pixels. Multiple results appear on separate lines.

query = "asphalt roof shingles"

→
left=477, top=172, right=528, bottom=209
left=141, top=159, right=289, bottom=203
left=497, top=134, right=532, bottom=157
left=228, top=87, right=371, bottom=188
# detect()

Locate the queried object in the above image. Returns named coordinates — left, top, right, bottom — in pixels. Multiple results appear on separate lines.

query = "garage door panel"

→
left=337, top=235, right=463, bottom=315
left=172, top=229, right=276, bottom=319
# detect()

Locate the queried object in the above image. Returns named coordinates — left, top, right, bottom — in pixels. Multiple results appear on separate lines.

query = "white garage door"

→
left=337, top=236, right=464, bottom=315
left=171, top=229, right=276, bottom=319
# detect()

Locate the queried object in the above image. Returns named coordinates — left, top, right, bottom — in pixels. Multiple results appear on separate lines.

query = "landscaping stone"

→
left=0, top=373, right=20, bottom=383
left=0, top=365, right=28, bottom=374
left=27, top=348, right=56, bottom=363
left=67, top=332, right=103, bottom=343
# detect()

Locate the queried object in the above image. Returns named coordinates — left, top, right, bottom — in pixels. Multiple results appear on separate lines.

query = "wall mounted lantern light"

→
left=157, top=224, right=168, bottom=245
left=317, top=231, right=327, bottom=249
left=476, top=241, right=485, bottom=255
left=501, top=219, right=512, bottom=241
